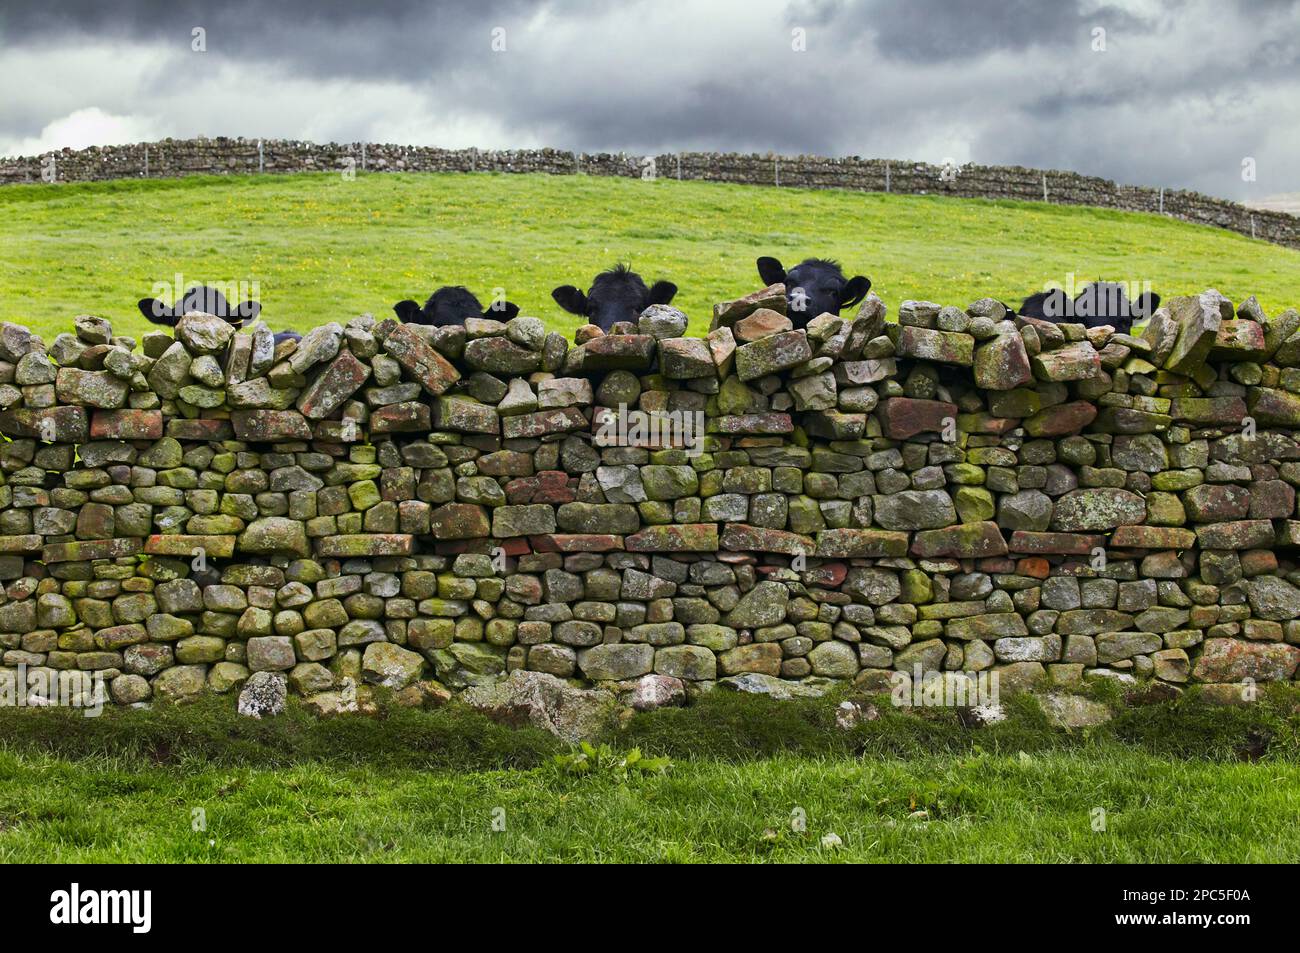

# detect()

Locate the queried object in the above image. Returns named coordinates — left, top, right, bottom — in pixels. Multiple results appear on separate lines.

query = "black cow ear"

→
left=757, top=256, right=786, bottom=286
left=138, top=298, right=174, bottom=326
left=1136, top=292, right=1160, bottom=318
left=497, top=301, right=521, bottom=320
left=238, top=301, right=261, bottom=324
left=551, top=286, right=588, bottom=315
left=393, top=300, right=423, bottom=323
left=840, top=276, right=871, bottom=309
left=646, top=280, right=677, bottom=306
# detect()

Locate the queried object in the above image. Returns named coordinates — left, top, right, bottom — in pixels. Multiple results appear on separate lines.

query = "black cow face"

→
left=1019, top=283, right=1160, bottom=333
left=551, top=264, right=677, bottom=332
left=756, top=256, right=870, bottom=327
left=137, top=285, right=260, bottom=328
left=393, top=286, right=520, bottom=327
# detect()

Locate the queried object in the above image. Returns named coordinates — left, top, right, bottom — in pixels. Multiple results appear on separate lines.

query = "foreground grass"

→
left=4, top=171, right=1300, bottom=342
left=2, top=747, right=1297, bottom=862
left=0, top=689, right=1297, bottom=862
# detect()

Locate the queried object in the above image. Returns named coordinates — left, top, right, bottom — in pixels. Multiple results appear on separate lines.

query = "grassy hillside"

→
left=3, top=171, right=1300, bottom=342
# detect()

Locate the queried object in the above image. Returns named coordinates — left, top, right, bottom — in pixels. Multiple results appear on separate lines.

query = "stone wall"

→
left=2, top=283, right=1300, bottom=716
left=2, top=137, right=1297, bottom=251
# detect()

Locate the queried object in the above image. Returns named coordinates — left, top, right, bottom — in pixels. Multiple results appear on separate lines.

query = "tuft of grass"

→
left=5, top=171, right=1300, bottom=343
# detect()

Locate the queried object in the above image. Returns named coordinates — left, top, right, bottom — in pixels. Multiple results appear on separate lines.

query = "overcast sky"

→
left=1, top=0, right=1297, bottom=200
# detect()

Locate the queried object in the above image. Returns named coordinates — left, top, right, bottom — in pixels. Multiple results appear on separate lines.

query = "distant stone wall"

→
left=1, top=283, right=1300, bottom=717
left=2, top=137, right=1297, bottom=251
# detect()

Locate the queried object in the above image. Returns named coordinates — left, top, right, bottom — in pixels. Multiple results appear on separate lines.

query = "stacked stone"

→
left=0, top=282, right=1298, bottom=714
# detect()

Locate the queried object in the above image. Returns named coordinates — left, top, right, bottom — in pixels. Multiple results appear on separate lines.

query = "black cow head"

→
left=393, top=285, right=520, bottom=327
left=551, top=264, right=678, bottom=332
left=1019, top=283, right=1160, bottom=334
left=756, top=256, right=870, bottom=328
left=137, top=285, right=260, bottom=328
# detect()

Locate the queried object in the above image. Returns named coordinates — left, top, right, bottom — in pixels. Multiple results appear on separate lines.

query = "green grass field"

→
left=4, top=171, right=1300, bottom=342
left=5, top=749, right=1298, bottom=863
left=1, top=688, right=1298, bottom=863
left=5, top=170, right=1300, bottom=863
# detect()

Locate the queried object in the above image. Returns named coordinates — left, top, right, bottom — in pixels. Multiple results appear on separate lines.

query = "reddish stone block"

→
left=502, top=407, right=587, bottom=440
left=381, top=322, right=461, bottom=396
left=297, top=350, right=371, bottom=420
left=1240, top=549, right=1279, bottom=576
left=1192, top=638, right=1300, bottom=682
left=877, top=397, right=958, bottom=440
left=1109, top=525, right=1197, bottom=549
left=429, top=503, right=490, bottom=540
left=1009, top=531, right=1105, bottom=555
left=1023, top=400, right=1098, bottom=437
left=813, top=528, right=909, bottom=558
left=530, top=471, right=576, bottom=505
left=90, top=409, right=163, bottom=440
left=803, top=562, right=847, bottom=588
left=432, top=537, right=529, bottom=557
left=75, top=502, right=114, bottom=539
left=1209, top=320, right=1267, bottom=360
left=1016, top=557, right=1051, bottom=579
left=720, top=523, right=814, bottom=556
left=504, top=472, right=574, bottom=505
left=231, top=409, right=312, bottom=441
left=530, top=534, right=626, bottom=553
left=370, top=401, right=432, bottom=434
left=978, top=557, right=1018, bottom=573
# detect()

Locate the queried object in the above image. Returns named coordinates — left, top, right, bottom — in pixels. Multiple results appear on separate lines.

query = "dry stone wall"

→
left=2, top=284, right=1300, bottom=715
left=2, top=137, right=1297, bottom=251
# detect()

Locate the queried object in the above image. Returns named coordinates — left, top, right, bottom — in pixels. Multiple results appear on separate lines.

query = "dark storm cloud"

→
left=796, top=0, right=1158, bottom=62
left=2, top=0, right=1300, bottom=201
left=0, top=0, right=542, bottom=81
